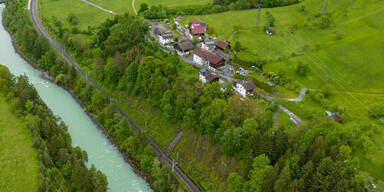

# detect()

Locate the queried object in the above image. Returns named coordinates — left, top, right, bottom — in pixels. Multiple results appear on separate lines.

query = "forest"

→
left=4, top=0, right=380, bottom=190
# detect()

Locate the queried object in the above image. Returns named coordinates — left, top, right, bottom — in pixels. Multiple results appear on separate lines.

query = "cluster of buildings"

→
left=199, top=68, right=257, bottom=97
left=152, top=18, right=257, bottom=98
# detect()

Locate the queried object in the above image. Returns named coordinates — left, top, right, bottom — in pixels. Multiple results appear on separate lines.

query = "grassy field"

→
left=0, top=96, right=39, bottom=192
left=181, top=0, right=384, bottom=91
left=40, top=0, right=114, bottom=30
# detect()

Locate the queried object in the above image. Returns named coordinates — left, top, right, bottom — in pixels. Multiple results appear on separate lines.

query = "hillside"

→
left=182, top=0, right=384, bottom=180
left=34, top=0, right=384, bottom=190
left=0, top=96, right=39, bottom=192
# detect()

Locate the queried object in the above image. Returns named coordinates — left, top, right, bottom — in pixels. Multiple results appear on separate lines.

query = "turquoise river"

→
left=0, top=4, right=152, bottom=192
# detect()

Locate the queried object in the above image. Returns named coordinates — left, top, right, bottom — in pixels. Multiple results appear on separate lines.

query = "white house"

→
left=193, top=48, right=209, bottom=66
left=159, top=32, right=174, bottom=46
left=235, top=80, right=257, bottom=97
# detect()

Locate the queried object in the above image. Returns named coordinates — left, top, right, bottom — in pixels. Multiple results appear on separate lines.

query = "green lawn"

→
left=181, top=0, right=384, bottom=91
left=182, top=0, right=384, bottom=126
left=40, top=0, right=114, bottom=30
left=0, top=96, right=39, bottom=192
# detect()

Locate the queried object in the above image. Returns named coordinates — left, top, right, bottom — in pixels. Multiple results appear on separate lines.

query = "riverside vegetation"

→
left=7, top=0, right=384, bottom=191
left=0, top=64, right=108, bottom=191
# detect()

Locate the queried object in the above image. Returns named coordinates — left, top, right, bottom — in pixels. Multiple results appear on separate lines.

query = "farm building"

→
left=174, top=41, right=194, bottom=56
left=215, top=40, right=231, bottom=53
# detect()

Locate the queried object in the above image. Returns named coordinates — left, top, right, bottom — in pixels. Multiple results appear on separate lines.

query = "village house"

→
left=215, top=39, right=231, bottom=53
left=159, top=32, right=174, bottom=46
left=191, top=19, right=207, bottom=36
left=178, top=36, right=192, bottom=43
left=153, top=26, right=165, bottom=36
left=174, top=41, right=194, bottom=56
left=202, top=39, right=217, bottom=51
left=213, top=49, right=231, bottom=62
left=193, top=48, right=225, bottom=69
left=235, top=80, right=257, bottom=97
left=199, top=68, right=219, bottom=84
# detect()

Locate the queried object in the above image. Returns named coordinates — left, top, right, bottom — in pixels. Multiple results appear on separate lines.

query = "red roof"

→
left=191, top=26, right=205, bottom=35
left=194, top=48, right=223, bottom=65
left=192, top=19, right=207, bottom=29
left=216, top=40, right=230, bottom=50
left=192, top=19, right=205, bottom=25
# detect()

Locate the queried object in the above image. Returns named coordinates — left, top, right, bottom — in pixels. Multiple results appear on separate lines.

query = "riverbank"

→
left=1, top=9, right=156, bottom=191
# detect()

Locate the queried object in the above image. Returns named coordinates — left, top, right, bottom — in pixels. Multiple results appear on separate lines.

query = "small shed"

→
left=325, top=111, right=342, bottom=122
left=266, top=28, right=276, bottom=35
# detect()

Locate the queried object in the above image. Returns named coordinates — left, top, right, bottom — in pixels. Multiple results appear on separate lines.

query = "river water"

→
left=0, top=5, right=152, bottom=192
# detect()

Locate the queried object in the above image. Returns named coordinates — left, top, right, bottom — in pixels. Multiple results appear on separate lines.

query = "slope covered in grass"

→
left=40, top=0, right=114, bottom=30
left=0, top=96, right=39, bottom=192
left=182, top=0, right=384, bottom=91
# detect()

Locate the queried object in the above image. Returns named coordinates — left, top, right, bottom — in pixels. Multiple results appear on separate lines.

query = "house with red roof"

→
left=191, top=19, right=207, bottom=36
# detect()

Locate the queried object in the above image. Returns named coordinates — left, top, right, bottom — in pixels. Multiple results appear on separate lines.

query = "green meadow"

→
left=182, top=0, right=384, bottom=91
left=40, top=0, right=114, bottom=30
left=182, top=0, right=384, bottom=120
left=0, top=96, right=39, bottom=192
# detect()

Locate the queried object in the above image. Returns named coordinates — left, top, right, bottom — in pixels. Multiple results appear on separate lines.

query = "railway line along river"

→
left=0, top=4, right=152, bottom=192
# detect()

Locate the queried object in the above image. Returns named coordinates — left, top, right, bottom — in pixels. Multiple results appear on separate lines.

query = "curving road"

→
left=30, top=0, right=200, bottom=191
left=278, top=88, right=307, bottom=102
left=132, top=0, right=137, bottom=15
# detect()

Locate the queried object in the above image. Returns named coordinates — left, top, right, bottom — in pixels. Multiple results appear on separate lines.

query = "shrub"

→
left=368, top=104, right=384, bottom=118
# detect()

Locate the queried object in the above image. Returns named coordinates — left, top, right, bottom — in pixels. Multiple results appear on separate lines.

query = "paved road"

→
left=30, top=1, right=200, bottom=191
left=80, top=0, right=117, bottom=15
left=132, top=0, right=137, bottom=15
left=166, top=131, right=183, bottom=155
left=278, top=88, right=307, bottom=102
left=273, top=109, right=281, bottom=128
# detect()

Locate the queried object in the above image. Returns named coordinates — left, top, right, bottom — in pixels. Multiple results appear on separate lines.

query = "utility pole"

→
left=256, top=0, right=263, bottom=28
left=172, top=159, right=175, bottom=172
